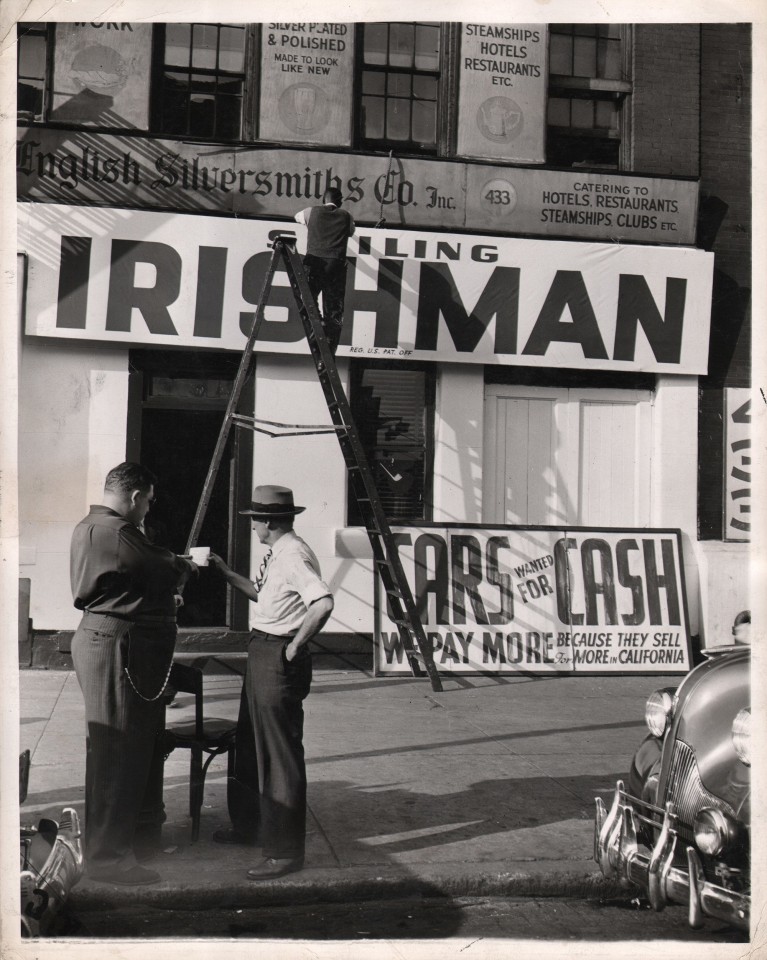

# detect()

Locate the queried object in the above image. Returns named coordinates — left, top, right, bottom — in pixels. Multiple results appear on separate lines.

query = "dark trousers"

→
left=226, top=630, right=312, bottom=859
left=303, top=254, right=347, bottom=354
left=71, top=612, right=174, bottom=875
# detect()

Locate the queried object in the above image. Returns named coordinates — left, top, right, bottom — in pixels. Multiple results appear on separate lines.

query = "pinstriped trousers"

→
left=226, top=630, right=312, bottom=858
left=71, top=612, right=175, bottom=875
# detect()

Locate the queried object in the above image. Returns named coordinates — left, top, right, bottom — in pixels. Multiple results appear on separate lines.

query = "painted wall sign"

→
left=375, top=526, right=692, bottom=676
left=259, top=23, right=354, bottom=146
left=19, top=203, right=713, bottom=374
left=457, top=24, right=547, bottom=163
left=724, top=388, right=751, bottom=541
left=51, top=23, right=152, bottom=129
left=16, top=130, right=699, bottom=245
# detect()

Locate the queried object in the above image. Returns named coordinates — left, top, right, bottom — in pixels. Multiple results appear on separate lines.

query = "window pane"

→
left=192, top=24, right=218, bottom=69
left=571, top=98, right=594, bottom=129
left=189, top=93, right=216, bottom=136
left=573, top=36, right=596, bottom=76
left=386, top=98, right=411, bottom=139
left=362, top=96, right=385, bottom=138
left=18, top=80, right=44, bottom=117
left=387, top=72, right=411, bottom=97
left=165, top=23, right=191, bottom=66
left=547, top=97, right=570, bottom=126
left=413, top=74, right=437, bottom=100
left=549, top=33, right=572, bottom=74
left=19, top=34, right=46, bottom=78
left=412, top=100, right=436, bottom=145
left=600, top=38, right=622, bottom=79
left=414, top=23, right=440, bottom=70
left=362, top=70, right=385, bottom=95
left=595, top=98, right=618, bottom=131
left=364, top=23, right=388, bottom=65
left=219, top=26, right=245, bottom=72
left=389, top=23, right=415, bottom=68
left=216, top=94, right=242, bottom=138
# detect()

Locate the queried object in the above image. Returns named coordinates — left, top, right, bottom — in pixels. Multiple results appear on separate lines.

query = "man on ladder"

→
left=294, top=187, right=355, bottom=354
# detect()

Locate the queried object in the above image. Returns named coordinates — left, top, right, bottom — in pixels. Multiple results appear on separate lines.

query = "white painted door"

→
left=483, top=385, right=653, bottom=527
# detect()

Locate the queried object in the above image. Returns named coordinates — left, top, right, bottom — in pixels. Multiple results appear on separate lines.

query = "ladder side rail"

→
left=275, top=240, right=442, bottom=690
left=185, top=244, right=283, bottom=552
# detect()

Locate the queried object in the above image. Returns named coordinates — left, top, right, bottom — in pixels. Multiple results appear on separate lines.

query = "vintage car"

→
left=594, top=643, right=750, bottom=931
left=19, top=749, right=84, bottom=937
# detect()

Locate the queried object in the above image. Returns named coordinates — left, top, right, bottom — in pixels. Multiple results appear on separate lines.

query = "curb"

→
left=68, top=865, right=626, bottom=912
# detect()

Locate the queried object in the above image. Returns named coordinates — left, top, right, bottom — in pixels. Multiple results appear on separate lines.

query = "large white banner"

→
left=20, top=203, right=714, bottom=374
left=375, top=526, right=692, bottom=676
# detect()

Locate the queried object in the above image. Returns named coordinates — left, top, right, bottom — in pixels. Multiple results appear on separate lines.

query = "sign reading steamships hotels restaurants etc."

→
left=20, top=204, right=714, bottom=375
left=457, top=24, right=547, bottom=163
left=375, top=527, right=692, bottom=676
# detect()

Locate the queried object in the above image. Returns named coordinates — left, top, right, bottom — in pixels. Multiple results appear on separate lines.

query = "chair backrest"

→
left=168, top=662, right=204, bottom=737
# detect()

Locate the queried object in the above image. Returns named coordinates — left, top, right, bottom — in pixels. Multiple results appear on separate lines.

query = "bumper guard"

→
left=594, top=780, right=749, bottom=931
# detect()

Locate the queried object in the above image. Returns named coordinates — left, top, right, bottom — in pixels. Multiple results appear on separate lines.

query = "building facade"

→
left=15, top=21, right=751, bottom=662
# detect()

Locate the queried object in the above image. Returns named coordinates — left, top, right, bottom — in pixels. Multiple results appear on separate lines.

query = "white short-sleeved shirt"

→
left=250, top=530, right=331, bottom=636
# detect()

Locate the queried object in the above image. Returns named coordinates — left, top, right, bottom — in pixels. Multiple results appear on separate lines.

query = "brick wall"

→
left=631, top=24, right=700, bottom=176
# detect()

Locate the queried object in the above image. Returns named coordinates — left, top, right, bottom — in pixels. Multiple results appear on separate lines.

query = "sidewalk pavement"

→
left=18, top=651, right=676, bottom=911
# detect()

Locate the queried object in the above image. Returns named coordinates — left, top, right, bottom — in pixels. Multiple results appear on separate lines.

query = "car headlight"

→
left=645, top=689, right=675, bottom=738
left=732, top=707, right=751, bottom=765
left=694, top=807, right=737, bottom=856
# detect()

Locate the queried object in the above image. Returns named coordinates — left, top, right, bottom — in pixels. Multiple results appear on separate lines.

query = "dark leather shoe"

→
left=212, top=827, right=257, bottom=846
left=89, top=865, right=161, bottom=886
left=246, top=856, right=304, bottom=880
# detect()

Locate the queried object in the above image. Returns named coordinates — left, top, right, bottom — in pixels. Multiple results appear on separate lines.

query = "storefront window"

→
left=152, top=23, right=247, bottom=138
left=357, top=22, right=441, bottom=153
left=17, top=23, right=49, bottom=121
left=348, top=360, right=435, bottom=524
left=547, top=24, right=631, bottom=169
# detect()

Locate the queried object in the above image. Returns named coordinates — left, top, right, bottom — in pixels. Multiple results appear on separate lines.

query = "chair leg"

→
left=190, top=747, right=203, bottom=843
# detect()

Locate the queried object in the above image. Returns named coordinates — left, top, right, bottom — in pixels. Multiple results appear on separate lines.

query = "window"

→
left=153, top=23, right=247, bottom=138
left=358, top=22, right=441, bottom=153
left=348, top=361, right=435, bottom=523
left=17, top=23, right=49, bottom=121
left=547, top=24, right=631, bottom=169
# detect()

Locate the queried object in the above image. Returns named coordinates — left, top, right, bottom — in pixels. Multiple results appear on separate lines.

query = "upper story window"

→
left=153, top=23, right=247, bottom=139
left=358, top=22, right=441, bottom=153
left=17, top=23, right=49, bottom=121
left=547, top=24, right=631, bottom=169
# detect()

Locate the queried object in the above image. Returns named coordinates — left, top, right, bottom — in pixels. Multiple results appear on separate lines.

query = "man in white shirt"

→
left=209, top=485, right=333, bottom=879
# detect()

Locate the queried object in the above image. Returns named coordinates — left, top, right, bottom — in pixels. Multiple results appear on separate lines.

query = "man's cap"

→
left=239, top=484, right=306, bottom=518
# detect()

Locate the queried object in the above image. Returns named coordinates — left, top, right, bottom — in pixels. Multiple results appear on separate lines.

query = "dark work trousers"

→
left=71, top=612, right=175, bottom=876
left=226, top=630, right=312, bottom=858
left=302, top=254, right=347, bottom=354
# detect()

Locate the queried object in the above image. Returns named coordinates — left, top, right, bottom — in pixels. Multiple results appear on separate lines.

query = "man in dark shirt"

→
left=295, top=187, right=355, bottom=354
left=70, top=462, right=197, bottom=885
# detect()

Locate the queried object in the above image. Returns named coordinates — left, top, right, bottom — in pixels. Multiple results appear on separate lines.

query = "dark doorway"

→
left=127, top=350, right=253, bottom=629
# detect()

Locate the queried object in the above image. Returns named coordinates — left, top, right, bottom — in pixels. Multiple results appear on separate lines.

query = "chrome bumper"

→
left=594, top=781, right=749, bottom=932
left=20, top=808, right=84, bottom=937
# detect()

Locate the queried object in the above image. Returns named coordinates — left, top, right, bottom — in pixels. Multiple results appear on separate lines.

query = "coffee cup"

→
left=188, top=546, right=211, bottom=566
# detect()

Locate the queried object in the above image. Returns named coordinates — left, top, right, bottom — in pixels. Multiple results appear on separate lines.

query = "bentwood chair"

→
left=163, top=661, right=238, bottom=842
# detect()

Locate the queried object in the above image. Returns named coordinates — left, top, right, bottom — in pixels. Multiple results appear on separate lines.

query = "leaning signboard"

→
left=375, top=525, right=692, bottom=676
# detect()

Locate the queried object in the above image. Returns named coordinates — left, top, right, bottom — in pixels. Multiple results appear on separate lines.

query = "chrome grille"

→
left=663, top=740, right=736, bottom=840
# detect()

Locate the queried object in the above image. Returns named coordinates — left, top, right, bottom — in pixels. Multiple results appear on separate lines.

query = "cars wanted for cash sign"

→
left=375, top=527, right=693, bottom=676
